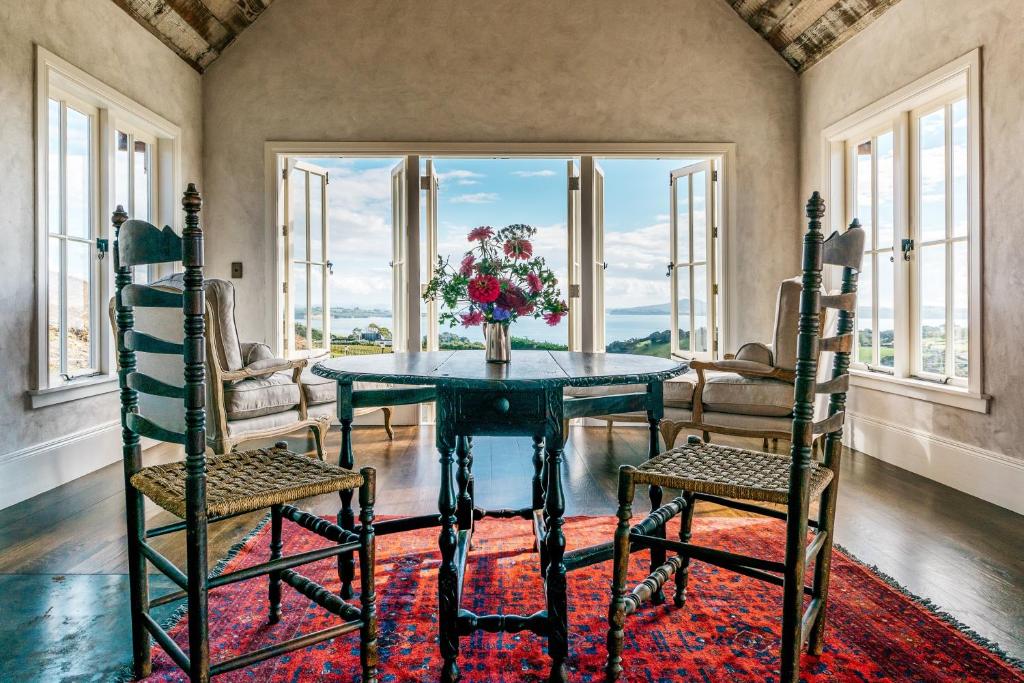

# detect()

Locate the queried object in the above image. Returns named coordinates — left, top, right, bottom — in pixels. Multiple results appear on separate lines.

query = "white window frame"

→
left=31, top=47, right=182, bottom=408
left=821, top=49, right=987, bottom=413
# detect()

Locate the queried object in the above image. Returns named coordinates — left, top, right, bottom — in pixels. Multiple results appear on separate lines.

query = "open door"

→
left=670, top=161, right=716, bottom=359
left=566, top=160, right=582, bottom=351
left=421, top=160, right=439, bottom=351
left=390, top=159, right=408, bottom=352
left=283, top=159, right=331, bottom=357
left=593, top=160, right=606, bottom=351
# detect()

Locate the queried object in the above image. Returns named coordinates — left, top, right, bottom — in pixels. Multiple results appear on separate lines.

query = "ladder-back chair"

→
left=604, top=192, right=864, bottom=683
left=114, top=185, right=378, bottom=682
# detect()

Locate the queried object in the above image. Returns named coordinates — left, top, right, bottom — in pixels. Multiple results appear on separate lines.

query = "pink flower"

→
left=467, top=275, right=501, bottom=303
left=543, top=310, right=565, bottom=327
left=496, top=284, right=533, bottom=316
left=526, top=272, right=543, bottom=293
left=503, top=239, right=533, bottom=260
left=460, top=309, right=485, bottom=327
left=468, top=226, right=494, bottom=242
left=459, top=255, right=476, bottom=276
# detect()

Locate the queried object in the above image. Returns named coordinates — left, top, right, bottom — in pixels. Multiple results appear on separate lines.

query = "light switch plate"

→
left=231, top=262, right=243, bottom=278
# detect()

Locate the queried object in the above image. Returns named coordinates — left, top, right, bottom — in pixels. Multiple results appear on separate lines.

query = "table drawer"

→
left=455, top=390, right=545, bottom=423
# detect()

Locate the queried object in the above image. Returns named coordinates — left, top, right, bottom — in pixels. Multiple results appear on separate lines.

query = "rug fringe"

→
left=834, top=541, right=1024, bottom=672
left=113, top=512, right=273, bottom=682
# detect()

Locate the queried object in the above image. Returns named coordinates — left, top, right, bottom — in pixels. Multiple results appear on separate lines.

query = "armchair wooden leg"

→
left=673, top=491, right=696, bottom=607
left=658, top=421, right=682, bottom=450
left=358, top=468, right=379, bottom=683
left=562, top=419, right=570, bottom=446
left=763, top=437, right=770, bottom=451
left=382, top=407, right=394, bottom=440
left=268, top=505, right=283, bottom=624
left=606, top=466, right=636, bottom=682
left=310, top=423, right=326, bottom=461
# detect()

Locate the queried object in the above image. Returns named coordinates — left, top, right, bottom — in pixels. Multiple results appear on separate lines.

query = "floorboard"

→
left=0, top=424, right=1020, bottom=681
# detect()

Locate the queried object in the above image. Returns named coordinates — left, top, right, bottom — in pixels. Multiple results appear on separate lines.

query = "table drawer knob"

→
left=493, top=397, right=511, bottom=414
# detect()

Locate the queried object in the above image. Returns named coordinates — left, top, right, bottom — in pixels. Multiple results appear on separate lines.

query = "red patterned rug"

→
left=134, top=516, right=1023, bottom=682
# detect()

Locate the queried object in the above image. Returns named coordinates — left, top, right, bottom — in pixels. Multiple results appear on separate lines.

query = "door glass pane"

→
left=292, top=265, right=308, bottom=350
left=115, top=131, right=130, bottom=214
left=676, top=176, right=689, bottom=263
left=677, top=266, right=690, bottom=351
left=48, top=100, right=61, bottom=235
left=134, top=140, right=151, bottom=221
left=919, top=108, right=946, bottom=243
left=310, top=264, right=324, bottom=350
left=877, top=132, right=894, bottom=248
left=48, top=237, right=62, bottom=380
left=65, top=107, right=91, bottom=239
left=855, top=141, right=873, bottom=249
left=919, top=244, right=946, bottom=374
left=692, top=171, right=706, bottom=262
left=310, top=176, right=323, bottom=261
left=951, top=99, right=968, bottom=238
left=877, top=253, right=895, bottom=368
left=693, top=264, right=708, bottom=352
left=857, top=258, right=873, bottom=364
left=291, top=169, right=307, bottom=261
left=66, top=240, right=92, bottom=374
left=952, top=241, right=968, bottom=378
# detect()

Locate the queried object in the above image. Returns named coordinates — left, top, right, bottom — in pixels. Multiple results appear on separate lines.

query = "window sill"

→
left=849, top=370, right=990, bottom=414
left=28, top=375, right=119, bottom=409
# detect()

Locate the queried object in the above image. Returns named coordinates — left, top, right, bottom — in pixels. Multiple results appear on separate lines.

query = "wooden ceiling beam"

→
left=782, top=0, right=903, bottom=71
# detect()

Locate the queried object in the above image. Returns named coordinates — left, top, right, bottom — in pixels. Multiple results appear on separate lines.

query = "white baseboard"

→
left=845, top=411, right=1024, bottom=515
left=0, top=421, right=126, bottom=510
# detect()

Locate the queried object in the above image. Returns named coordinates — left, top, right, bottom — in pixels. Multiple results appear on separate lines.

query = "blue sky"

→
left=302, top=156, right=698, bottom=312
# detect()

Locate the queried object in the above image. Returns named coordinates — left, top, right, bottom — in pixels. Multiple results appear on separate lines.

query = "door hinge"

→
left=282, top=167, right=288, bottom=180
left=282, top=281, right=287, bottom=294
left=420, top=175, right=432, bottom=190
left=281, top=224, right=288, bottom=237
left=712, top=170, right=718, bottom=182
left=568, top=176, right=580, bottom=191
left=568, top=284, right=581, bottom=298
left=712, top=226, right=719, bottom=239
left=325, top=172, right=329, bottom=185
left=713, top=283, right=719, bottom=296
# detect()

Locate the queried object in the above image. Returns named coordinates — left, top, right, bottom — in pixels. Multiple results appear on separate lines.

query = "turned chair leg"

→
left=382, top=407, right=394, bottom=440
left=673, top=491, right=696, bottom=607
left=648, top=484, right=667, bottom=605
left=125, top=480, right=151, bottom=678
left=268, top=505, right=283, bottom=624
left=358, top=468, right=379, bottom=683
left=606, top=466, right=636, bottom=682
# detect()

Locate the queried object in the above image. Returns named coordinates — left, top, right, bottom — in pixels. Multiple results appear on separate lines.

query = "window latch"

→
left=900, top=238, right=915, bottom=261
left=665, top=262, right=674, bottom=277
left=95, top=238, right=109, bottom=260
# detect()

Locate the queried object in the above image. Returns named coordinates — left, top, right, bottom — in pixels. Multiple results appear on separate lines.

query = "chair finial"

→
left=182, top=184, right=201, bottom=214
left=805, top=192, right=825, bottom=220
left=112, top=205, right=129, bottom=233
left=848, top=218, right=861, bottom=229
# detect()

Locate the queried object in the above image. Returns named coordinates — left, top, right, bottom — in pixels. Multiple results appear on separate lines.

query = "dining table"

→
left=313, top=350, right=686, bottom=682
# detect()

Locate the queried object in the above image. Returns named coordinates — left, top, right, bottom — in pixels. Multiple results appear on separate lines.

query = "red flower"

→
left=459, top=309, right=485, bottom=327
left=468, top=226, right=494, bottom=242
left=467, top=275, right=501, bottom=303
left=496, top=284, right=533, bottom=316
left=503, top=239, right=533, bottom=260
left=459, top=255, right=476, bottom=276
left=543, top=310, right=565, bottom=327
left=526, top=272, right=543, bottom=293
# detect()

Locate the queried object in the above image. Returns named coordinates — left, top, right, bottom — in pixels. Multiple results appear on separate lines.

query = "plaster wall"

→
left=799, top=0, right=1024, bottom=459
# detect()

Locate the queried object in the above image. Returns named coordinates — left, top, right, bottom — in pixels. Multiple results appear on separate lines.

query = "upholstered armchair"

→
left=661, top=277, right=831, bottom=451
left=115, top=274, right=332, bottom=457
left=296, top=350, right=396, bottom=439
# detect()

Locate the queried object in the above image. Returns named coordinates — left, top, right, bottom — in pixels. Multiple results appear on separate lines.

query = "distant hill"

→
left=330, top=306, right=391, bottom=318
left=609, top=301, right=707, bottom=315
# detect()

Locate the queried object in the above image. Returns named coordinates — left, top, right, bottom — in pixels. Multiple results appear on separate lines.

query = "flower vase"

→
left=484, top=322, right=511, bottom=363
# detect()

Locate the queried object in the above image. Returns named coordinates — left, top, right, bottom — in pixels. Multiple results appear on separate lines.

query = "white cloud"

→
left=512, top=170, right=557, bottom=178
left=437, top=169, right=484, bottom=187
left=449, top=192, right=499, bottom=204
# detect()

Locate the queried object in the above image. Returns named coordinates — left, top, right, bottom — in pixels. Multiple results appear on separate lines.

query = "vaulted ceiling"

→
left=112, top=0, right=901, bottom=74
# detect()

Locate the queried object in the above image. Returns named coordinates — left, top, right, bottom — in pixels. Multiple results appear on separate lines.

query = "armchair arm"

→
left=220, top=356, right=307, bottom=382
left=689, top=358, right=795, bottom=382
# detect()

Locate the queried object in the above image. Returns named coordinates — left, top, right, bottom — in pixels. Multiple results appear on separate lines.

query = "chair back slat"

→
left=122, top=284, right=184, bottom=308
left=118, top=220, right=182, bottom=266
left=815, top=374, right=849, bottom=395
left=819, top=334, right=853, bottom=354
left=812, top=411, right=845, bottom=435
left=819, top=292, right=856, bottom=311
left=125, top=329, right=184, bottom=355
left=821, top=222, right=865, bottom=269
left=126, top=412, right=187, bottom=445
left=126, top=371, right=185, bottom=399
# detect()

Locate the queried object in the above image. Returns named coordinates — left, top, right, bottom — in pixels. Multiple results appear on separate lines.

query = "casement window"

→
left=670, top=161, right=718, bottom=360
left=823, top=50, right=985, bottom=412
left=32, top=48, right=181, bottom=407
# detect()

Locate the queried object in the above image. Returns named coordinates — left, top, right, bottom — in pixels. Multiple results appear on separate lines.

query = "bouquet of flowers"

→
left=423, top=224, right=568, bottom=329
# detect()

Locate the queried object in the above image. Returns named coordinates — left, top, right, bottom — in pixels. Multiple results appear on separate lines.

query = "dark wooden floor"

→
left=1, top=425, right=1021, bottom=681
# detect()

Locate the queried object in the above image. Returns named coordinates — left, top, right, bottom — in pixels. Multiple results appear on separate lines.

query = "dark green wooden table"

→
left=313, top=350, right=686, bottom=682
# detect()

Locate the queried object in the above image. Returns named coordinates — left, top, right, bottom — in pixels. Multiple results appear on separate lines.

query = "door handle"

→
left=901, top=238, right=915, bottom=261
left=326, top=260, right=334, bottom=275
left=665, top=262, right=674, bottom=277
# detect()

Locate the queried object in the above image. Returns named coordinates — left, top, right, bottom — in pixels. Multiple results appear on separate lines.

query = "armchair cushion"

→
left=664, top=371, right=697, bottom=408
left=151, top=274, right=245, bottom=371
left=701, top=373, right=793, bottom=417
left=241, top=341, right=275, bottom=365
left=771, top=277, right=802, bottom=372
left=733, top=342, right=774, bottom=367
left=300, top=369, right=336, bottom=406
left=224, top=371, right=301, bottom=420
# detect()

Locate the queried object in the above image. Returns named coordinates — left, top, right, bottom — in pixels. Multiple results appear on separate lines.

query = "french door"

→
left=670, top=161, right=717, bottom=360
left=566, top=160, right=583, bottom=351
left=390, top=159, right=409, bottom=352
left=592, top=160, right=606, bottom=351
left=283, top=159, right=331, bottom=356
left=421, top=160, right=439, bottom=351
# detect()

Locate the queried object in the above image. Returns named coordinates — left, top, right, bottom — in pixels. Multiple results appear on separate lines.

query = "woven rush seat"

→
left=636, top=441, right=834, bottom=505
left=131, top=446, right=364, bottom=518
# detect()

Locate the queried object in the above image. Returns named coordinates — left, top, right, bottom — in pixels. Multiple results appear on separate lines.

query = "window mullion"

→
left=59, top=102, right=69, bottom=378
left=944, top=102, right=955, bottom=379
left=872, top=136, right=880, bottom=367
